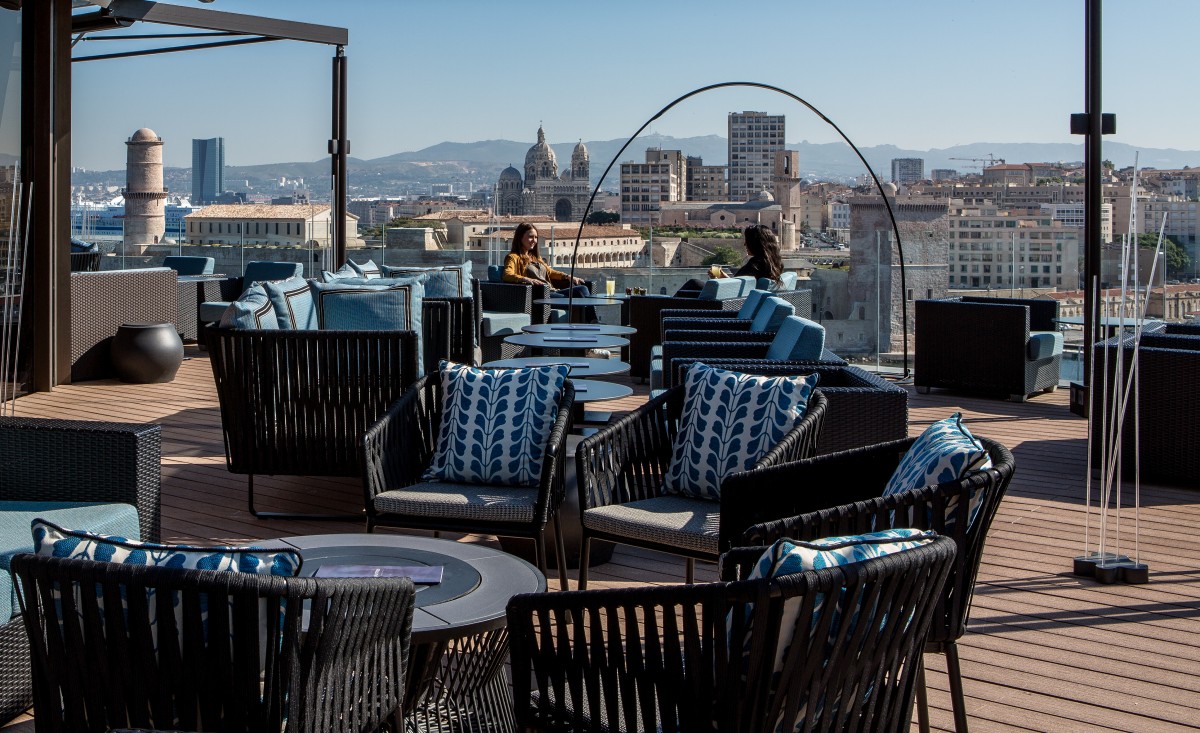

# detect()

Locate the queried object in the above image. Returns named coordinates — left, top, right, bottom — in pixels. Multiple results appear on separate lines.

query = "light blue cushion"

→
left=480, top=311, right=531, bottom=338
left=347, top=258, right=382, bottom=279
left=1027, top=331, right=1063, bottom=360
left=697, top=277, right=743, bottom=301
left=883, top=413, right=993, bottom=530
left=664, top=363, right=819, bottom=501
left=217, top=283, right=280, bottom=329
left=382, top=262, right=473, bottom=298
left=423, top=362, right=570, bottom=488
left=649, top=358, right=664, bottom=390
left=733, top=275, right=758, bottom=296
left=765, top=316, right=826, bottom=361
left=487, top=265, right=504, bottom=282
left=779, top=272, right=798, bottom=291
left=310, top=280, right=425, bottom=376
left=261, top=275, right=317, bottom=330
left=242, top=260, right=303, bottom=290
left=650, top=345, right=663, bottom=359
left=321, top=262, right=360, bottom=282
left=163, top=256, right=214, bottom=276
left=0, top=502, right=140, bottom=622
left=750, top=296, right=795, bottom=333
left=736, top=289, right=772, bottom=320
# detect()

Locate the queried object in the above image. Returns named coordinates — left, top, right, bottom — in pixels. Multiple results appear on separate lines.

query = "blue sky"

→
left=70, top=0, right=1199, bottom=170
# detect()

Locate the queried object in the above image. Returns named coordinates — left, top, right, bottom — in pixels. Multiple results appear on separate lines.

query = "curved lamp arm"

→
left=568, top=81, right=909, bottom=377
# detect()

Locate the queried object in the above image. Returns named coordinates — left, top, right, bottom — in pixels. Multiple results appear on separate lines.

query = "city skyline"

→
left=70, top=0, right=1200, bottom=171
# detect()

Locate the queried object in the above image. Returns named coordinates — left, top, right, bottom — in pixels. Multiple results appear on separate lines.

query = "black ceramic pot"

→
left=111, top=322, right=185, bottom=383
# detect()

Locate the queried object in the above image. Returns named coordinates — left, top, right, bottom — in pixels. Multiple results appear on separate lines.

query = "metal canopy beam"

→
left=104, top=0, right=347, bottom=46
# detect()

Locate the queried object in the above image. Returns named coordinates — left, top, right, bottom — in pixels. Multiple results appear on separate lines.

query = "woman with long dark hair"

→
left=503, top=222, right=598, bottom=322
left=674, top=224, right=784, bottom=296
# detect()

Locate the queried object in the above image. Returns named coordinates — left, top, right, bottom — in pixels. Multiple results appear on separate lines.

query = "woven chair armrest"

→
left=361, top=376, right=436, bottom=503
left=659, top=308, right=740, bottom=323
left=575, top=388, right=681, bottom=511
left=662, top=329, right=774, bottom=344
left=661, top=341, right=771, bottom=367
left=662, top=318, right=753, bottom=338
left=530, top=381, right=576, bottom=527
left=479, top=281, right=533, bottom=314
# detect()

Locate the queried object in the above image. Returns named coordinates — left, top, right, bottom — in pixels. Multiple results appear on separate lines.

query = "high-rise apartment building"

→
left=947, top=202, right=1081, bottom=290
left=192, top=137, right=225, bottom=205
left=685, top=156, right=728, bottom=202
left=728, top=111, right=784, bottom=202
left=619, top=150, right=682, bottom=226
left=890, top=158, right=924, bottom=185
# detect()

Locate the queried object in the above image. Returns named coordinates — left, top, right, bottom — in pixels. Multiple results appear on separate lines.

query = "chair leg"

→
left=945, top=642, right=970, bottom=733
left=916, top=656, right=931, bottom=733
left=685, top=558, right=695, bottom=584
left=577, top=537, right=592, bottom=590
left=534, top=535, right=551, bottom=585
left=551, top=515, right=570, bottom=592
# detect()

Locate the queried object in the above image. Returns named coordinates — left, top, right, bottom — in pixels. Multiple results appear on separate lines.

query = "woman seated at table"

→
left=674, top=223, right=784, bottom=297
left=504, top=222, right=598, bottom=322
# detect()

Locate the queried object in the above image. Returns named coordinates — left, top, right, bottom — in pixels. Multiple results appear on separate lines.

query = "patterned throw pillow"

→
left=883, top=413, right=993, bottom=530
left=218, top=283, right=279, bottom=329
left=664, top=364, right=819, bottom=501
left=423, top=362, right=570, bottom=488
left=742, top=529, right=938, bottom=730
left=261, top=275, right=317, bottom=330
left=382, top=262, right=473, bottom=299
left=347, top=259, right=383, bottom=279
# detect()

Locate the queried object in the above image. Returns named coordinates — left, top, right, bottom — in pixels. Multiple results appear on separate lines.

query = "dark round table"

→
left=503, top=332, right=629, bottom=351
left=483, top=356, right=631, bottom=378
left=280, top=534, right=543, bottom=732
left=532, top=296, right=622, bottom=308
left=522, top=323, right=636, bottom=336
left=571, top=378, right=633, bottom=403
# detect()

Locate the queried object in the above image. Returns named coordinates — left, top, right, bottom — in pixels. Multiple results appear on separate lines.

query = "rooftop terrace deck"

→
left=5, top=348, right=1199, bottom=732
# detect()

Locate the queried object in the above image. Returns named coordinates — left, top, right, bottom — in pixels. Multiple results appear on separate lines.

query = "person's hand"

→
left=572, top=276, right=584, bottom=285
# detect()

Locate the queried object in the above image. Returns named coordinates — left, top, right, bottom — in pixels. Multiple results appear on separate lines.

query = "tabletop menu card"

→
left=314, top=564, right=444, bottom=584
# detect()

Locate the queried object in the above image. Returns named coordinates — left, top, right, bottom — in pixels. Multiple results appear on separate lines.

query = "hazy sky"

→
left=70, top=0, right=1199, bottom=170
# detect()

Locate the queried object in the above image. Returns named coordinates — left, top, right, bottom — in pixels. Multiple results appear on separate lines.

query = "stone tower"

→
left=124, top=127, right=167, bottom=248
left=571, top=140, right=590, bottom=181
left=523, top=126, right=557, bottom=187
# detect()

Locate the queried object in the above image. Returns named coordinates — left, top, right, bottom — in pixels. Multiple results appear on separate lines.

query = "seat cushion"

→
left=649, top=358, right=664, bottom=390
left=423, top=362, right=570, bottom=487
left=242, top=261, right=303, bottom=289
left=650, top=344, right=663, bottom=359
left=749, top=296, right=795, bottom=333
left=487, top=264, right=504, bottom=283
left=382, top=262, right=473, bottom=298
left=665, top=364, right=820, bottom=500
left=759, top=272, right=799, bottom=292
left=481, top=311, right=531, bottom=338
left=765, top=316, right=826, bottom=361
left=321, top=262, right=360, bottom=282
left=374, top=482, right=539, bottom=523
left=262, top=275, right=317, bottom=330
left=0, top=502, right=141, bottom=622
left=216, top=284, right=279, bottom=329
left=582, top=495, right=719, bottom=556
left=883, top=413, right=993, bottom=530
left=698, top=277, right=744, bottom=301
left=733, top=275, right=758, bottom=296
left=1027, top=331, right=1063, bottom=360
left=347, top=258, right=383, bottom=279
left=736, top=289, right=772, bottom=320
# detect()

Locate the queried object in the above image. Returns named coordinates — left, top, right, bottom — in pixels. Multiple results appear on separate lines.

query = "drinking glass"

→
left=605, top=278, right=616, bottom=296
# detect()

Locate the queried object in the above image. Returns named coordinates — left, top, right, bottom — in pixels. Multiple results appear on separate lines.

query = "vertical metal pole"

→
left=1083, top=0, right=1103, bottom=386
left=331, top=46, right=348, bottom=267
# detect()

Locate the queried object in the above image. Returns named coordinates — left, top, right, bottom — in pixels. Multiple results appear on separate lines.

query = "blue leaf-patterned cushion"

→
left=217, top=283, right=279, bottom=330
left=423, top=362, right=570, bottom=488
left=664, top=363, right=819, bottom=500
left=382, top=262, right=473, bottom=298
left=883, top=413, right=993, bottom=530
left=261, top=275, right=317, bottom=330
left=347, top=258, right=383, bottom=279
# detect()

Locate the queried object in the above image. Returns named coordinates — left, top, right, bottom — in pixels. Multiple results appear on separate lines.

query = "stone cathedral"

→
left=496, top=126, right=591, bottom=222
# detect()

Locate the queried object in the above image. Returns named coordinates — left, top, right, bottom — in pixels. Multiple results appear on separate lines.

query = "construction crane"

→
left=948, top=154, right=1007, bottom=169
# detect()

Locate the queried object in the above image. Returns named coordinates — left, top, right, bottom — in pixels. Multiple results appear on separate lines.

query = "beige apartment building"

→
left=685, top=156, right=728, bottom=201
left=184, top=204, right=358, bottom=248
left=947, top=201, right=1081, bottom=291
left=619, top=160, right=681, bottom=226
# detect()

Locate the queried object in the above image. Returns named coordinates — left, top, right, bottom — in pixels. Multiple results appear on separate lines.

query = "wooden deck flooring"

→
left=5, top=346, right=1199, bottom=732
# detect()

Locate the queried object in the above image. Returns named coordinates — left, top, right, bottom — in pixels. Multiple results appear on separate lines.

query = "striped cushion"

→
left=382, top=262, right=473, bottom=298
left=883, top=413, right=993, bottom=530
left=373, top=482, right=538, bottom=523
left=217, top=284, right=279, bottom=329
left=581, top=495, right=718, bottom=556
left=262, top=275, right=317, bottom=330
left=347, top=259, right=382, bottom=279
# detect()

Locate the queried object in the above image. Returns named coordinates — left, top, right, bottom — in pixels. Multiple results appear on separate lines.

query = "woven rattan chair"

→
left=733, top=435, right=1016, bottom=733
left=479, top=279, right=551, bottom=362
left=207, top=326, right=421, bottom=520
left=507, top=535, right=956, bottom=733
left=0, top=417, right=161, bottom=724
left=11, top=554, right=415, bottom=733
left=362, top=370, right=576, bottom=591
left=574, top=386, right=827, bottom=588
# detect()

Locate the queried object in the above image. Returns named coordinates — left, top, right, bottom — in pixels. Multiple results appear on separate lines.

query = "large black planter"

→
left=111, top=322, right=184, bottom=383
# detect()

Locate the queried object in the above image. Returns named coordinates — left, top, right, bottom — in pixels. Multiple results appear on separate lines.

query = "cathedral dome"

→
left=524, top=126, right=558, bottom=184
left=573, top=140, right=588, bottom=158
left=130, top=127, right=159, bottom=142
left=754, top=188, right=775, bottom=202
left=882, top=182, right=899, bottom=196
left=499, top=165, right=521, bottom=181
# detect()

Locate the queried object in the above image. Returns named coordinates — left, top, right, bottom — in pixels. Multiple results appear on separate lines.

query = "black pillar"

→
left=331, top=46, right=348, bottom=267
left=1082, top=0, right=1103, bottom=385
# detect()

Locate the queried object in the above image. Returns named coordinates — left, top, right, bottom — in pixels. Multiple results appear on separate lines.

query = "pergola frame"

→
left=21, top=0, right=349, bottom=391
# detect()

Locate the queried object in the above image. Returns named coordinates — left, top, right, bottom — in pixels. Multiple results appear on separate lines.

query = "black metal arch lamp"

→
left=566, top=81, right=910, bottom=377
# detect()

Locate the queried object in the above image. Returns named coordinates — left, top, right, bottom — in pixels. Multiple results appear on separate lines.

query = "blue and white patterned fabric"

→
left=423, top=361, right=570, bottom=488
left=382, top=262, right=473, bottom=298
left=218, top=284, right=280, bottom=330
left=321, top=262, right=360, bottom=282
left=749, top=296, right=795, bottom=333
left=664, top=363, right=819, bottom=501
left=736, top=289, right=772, bottom=320
left=347, top=259, right=383, bottom=279
left=883, top=413, right=993, bottom=530
left=261, top=275, right=317, bottom=330
left=765, top=316, right=827, bottom=361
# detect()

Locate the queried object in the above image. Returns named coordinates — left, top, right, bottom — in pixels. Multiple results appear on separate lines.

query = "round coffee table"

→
left=280, top=534, right=543, bottom=732
left=522, top=323, right=636, bottom=336
left=503, top=332, right=629, bottom=351
left=571, top=378, right=633, bottom=404
left=483, top=356, right=631, bottom=378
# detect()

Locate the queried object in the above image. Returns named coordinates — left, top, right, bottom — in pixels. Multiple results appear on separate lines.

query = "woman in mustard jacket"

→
left=503, top=222, right=598, bottom=322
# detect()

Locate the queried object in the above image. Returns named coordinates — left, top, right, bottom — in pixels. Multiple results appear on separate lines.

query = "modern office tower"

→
left=890, top=157, right=924, bottom=184
left=192, top=137, right=225, bottom=205
left=123, top=127, right=167, bottom=247
left=728, top=111, right=785, bottom=202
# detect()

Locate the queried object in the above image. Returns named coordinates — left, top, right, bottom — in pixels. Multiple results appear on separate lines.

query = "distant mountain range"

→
left=73, top=135, right=1200, bottom=189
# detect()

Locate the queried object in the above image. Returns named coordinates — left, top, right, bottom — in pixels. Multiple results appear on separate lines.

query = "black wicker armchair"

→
left=12, top=554, right=415, bottom=733
left=0, top=417, right=161, bottom=724
left=207, top=326, right=420, bottom=520
left=478, top=280, right=551, bottom=363
left=915, top=296, right=1061, bottom=401
left=362, top=370, right=576, bottom=591
left=732, top=435, right=1016, bottom=733
left=574, top=386, right=827, bottom=587
left=507, top=535, right=956, bottom=733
